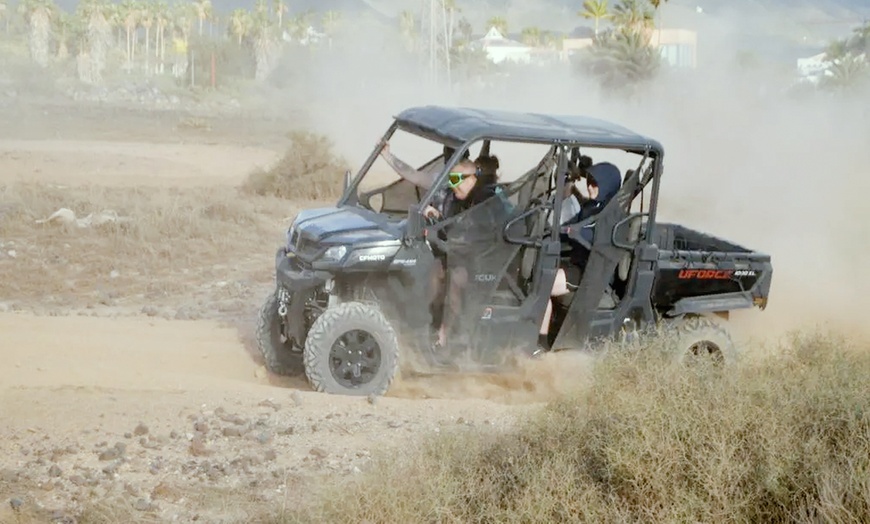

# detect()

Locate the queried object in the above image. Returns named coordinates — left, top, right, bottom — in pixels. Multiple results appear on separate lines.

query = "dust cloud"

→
left=265, top=1, right=869, bottom=398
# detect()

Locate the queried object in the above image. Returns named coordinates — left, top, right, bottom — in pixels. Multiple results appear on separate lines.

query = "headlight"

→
left=320, top=245, right=347, bottom=263
left=286, top=222, right=297, bottom=249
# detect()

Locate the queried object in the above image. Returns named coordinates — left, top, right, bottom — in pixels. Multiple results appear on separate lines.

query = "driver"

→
left=425, top=158, right=510, bottom=350
left=537, top=162, right=622, bottom=352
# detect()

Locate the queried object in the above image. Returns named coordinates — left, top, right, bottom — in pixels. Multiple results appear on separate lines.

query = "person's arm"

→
left=379, top=143, right=419, bottom=180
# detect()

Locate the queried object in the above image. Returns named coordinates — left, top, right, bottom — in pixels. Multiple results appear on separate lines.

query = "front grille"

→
left=290, top=233, right=323, bottom=261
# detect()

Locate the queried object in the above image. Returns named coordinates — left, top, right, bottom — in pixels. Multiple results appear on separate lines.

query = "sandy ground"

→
left=0, top=104, right=561, bottom=522
left=0, top=139, right=280, bottom=187
left=1, top=100, right=858, bottom=522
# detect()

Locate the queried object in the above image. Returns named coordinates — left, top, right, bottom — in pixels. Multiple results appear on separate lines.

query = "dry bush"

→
left=241, top=131, right=350, bottom=201
left=0, top=182, right=292, bottom=304
left=262, top=329, right=870, bottom=524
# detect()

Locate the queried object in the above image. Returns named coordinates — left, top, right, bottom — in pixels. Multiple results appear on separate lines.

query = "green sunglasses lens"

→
left=448, top=172, right=464, bottom=187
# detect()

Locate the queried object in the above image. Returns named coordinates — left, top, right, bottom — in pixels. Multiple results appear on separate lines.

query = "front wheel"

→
left=303, top=301, right=400, bottom=396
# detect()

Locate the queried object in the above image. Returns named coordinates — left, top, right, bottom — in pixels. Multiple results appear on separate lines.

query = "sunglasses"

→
left=448, top=168, right=481, bottom=188
left=448, top=172, right=467, bottom=188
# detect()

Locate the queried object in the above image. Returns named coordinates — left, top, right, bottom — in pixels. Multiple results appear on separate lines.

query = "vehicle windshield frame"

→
left=338, top=114, right=665, bottom=229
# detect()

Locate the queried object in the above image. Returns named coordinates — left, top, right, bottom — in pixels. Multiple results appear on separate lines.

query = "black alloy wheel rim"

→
left=329, top=330, right=382, bottom=387
left=687, top=340, right=724, bottom=364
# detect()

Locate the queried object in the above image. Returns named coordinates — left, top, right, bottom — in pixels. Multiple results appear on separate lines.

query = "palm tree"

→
left=581, top=18, right=661, bottom=94
left=287, top=11, right=312, bottom=43
left=823, top=53, right=868, bottom=90
left=847, top=21, right=870, bottom=55
left=580, top=0, right=611, bottom=37
left=486, top=16, right=507, bottom=37
left=443, top=0, right=459, bottom=50
left=0, top=0, right=8, bottom=35
left=139, top=1, right=153, bottom=72
left=825, top=38, right=848, bottom=62
left=53, top=10, right=73, bottom=59
left=228, top=8, right=249, bottom=46
left=251, top=0, right=276, bottom=80
left=542, top=30, right=564, bottom=51
left=399, top=10, right=417, bottom=53
left=76, top=0, right=112, bottom=83
left=118, top=0, right=139, bottom=67
left=611, top=0, right=654, bottom=35
left=272, top=0, right=287, bottom=32
left=457, top=17, right=473, bottom=45
left=19, top=0, right=55, bottom=68
left=192, top=0, right=210, bottom=36
left=321, top=9, right=340, bottom=47
left=154, top=1, right=169, bottom=72
left=520, top=26, right=541, bottom=47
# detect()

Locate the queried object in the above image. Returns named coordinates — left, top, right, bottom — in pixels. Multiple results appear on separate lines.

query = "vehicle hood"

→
left=291, top=206, right=402, bottom=245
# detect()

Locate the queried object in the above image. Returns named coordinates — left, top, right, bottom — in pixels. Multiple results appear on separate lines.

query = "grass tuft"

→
left=259, top=329, right=870, bottom=524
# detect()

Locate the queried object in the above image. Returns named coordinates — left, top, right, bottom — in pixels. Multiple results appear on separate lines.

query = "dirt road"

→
left=0, top=102, right=857, bottom=523
left=0, top=113, right=558, bottom=522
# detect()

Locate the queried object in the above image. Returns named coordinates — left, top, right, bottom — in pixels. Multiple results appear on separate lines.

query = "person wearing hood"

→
left=537, top=162, right=623, bottom=352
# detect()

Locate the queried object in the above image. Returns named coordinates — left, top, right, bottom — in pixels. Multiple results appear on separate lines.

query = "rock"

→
left=263, top=449, right=277, bottom=462
left=0, top=469, right=19, bottom=482
left=141, top=305, right=159, bottom=317
left=140, top=438, right=161, bottom=450
left=189, top=435, right=212, bottom=457
left=133, top=423, right=149, bottom=436
left=98, top=448, right=121, bottom=461
left=279, top=426, right=295, bottom=436
left=48, top=465, right=62, bottom=478
left=388, top=420, right=403, bottom=429
left=9, top=498, right=23, bottom=511
left=134, top=498, right=154, bottom=512
left=258, top=399, right=280, bottom=411
left=309, top=447, right=328, bottom=459
left=68, top=475, right=86, bottom=486
left=366, top=394, right=378, bottom=405
left=256, top=431, right=273, bottom=445
left=222, top=427, right=243, bottom=438
left=218, top=413, right=247, bottom=426
left=194, top=421, right=209, bottom=433
left=102, top=462, right=119, bottom=476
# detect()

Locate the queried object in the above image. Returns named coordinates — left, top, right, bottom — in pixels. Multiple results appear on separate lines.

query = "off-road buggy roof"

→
left=394, top=105, right=663, bottom=156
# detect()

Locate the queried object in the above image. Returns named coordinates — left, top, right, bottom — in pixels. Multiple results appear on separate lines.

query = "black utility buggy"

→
left=256, top=106, right=773, bottom=396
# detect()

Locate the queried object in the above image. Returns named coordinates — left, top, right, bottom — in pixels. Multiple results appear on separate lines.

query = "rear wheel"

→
left=303, top=301, right=400, bottom=396
left=668, top=316, right=738, bottom=367
left=256, top=291, right=303, bottom=376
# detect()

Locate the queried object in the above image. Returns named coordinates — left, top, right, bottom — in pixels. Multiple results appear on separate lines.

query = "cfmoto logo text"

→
left=358, top=254, right=387, bottom=262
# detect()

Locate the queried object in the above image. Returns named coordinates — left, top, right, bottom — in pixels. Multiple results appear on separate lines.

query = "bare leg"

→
left=540, top=268, right=570, bottom=336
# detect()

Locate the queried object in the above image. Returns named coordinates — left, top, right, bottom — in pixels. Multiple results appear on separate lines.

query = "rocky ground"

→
left=0, top=96, right=563, bottom=524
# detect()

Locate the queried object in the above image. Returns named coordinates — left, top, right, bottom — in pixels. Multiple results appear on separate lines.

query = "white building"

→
left=472, top=27, right=533, bottom=65
left=796, top=52, right=833, bottom=84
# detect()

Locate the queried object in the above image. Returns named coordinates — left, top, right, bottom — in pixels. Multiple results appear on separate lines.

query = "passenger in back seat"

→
left=536, top=162, right=622, bottom=353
